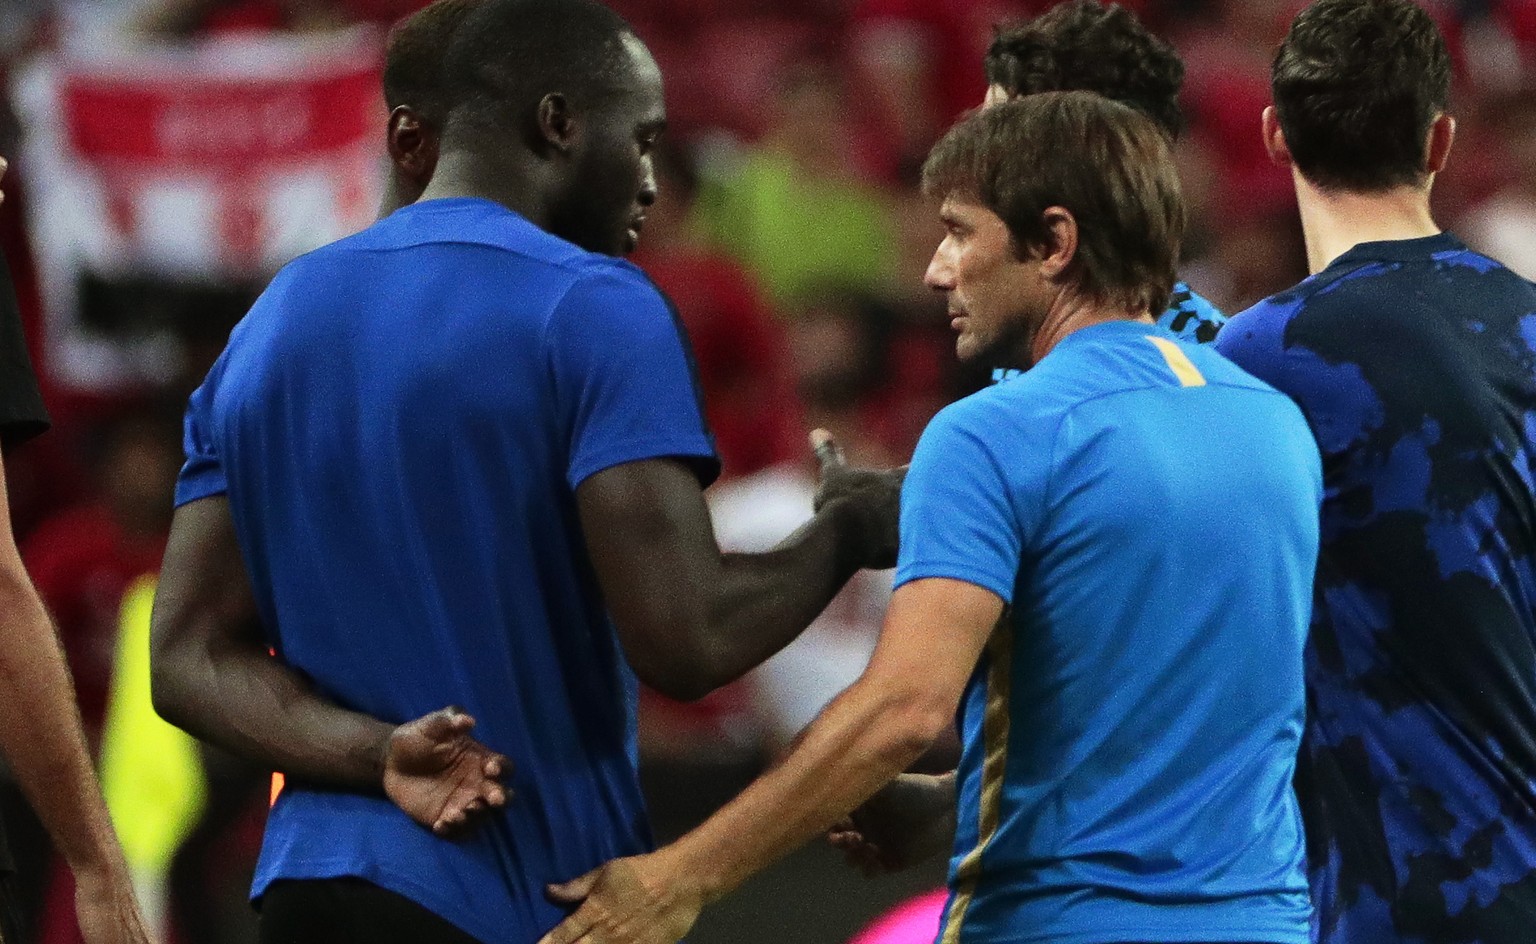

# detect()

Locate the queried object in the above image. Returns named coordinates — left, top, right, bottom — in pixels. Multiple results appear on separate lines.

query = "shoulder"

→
left=1159, top=281, right=1228, bottom=344
left=548, top=257, right=674, bottom=327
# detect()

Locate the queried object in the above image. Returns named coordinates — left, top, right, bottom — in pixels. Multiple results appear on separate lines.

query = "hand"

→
left=811, top=429, right=905, bottom=570
left=539, top=852, right=704, bottom=944
left=383, top=707, right=511, bottom=838
left=73, top=865, right=155, bottom=944
left=1, top=155, right=8, bottom=208
left=828, top=773, right=954, bottom=875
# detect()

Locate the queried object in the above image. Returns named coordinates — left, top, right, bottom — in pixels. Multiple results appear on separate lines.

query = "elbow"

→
left=873, top=689, right=952, bottom=767
left=634, top=658, right=720, bottom=703
left=148, top=635, right=195, bottom=731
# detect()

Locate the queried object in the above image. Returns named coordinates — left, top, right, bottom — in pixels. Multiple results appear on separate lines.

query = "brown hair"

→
left=1272, top=0, right=1452, bottom=192
left=922, top=91, right=1184, bottom=316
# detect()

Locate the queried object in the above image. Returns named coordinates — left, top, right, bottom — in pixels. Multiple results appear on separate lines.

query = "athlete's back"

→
left=1218, top=234, right=1536, bottom=944
left=177, top=197, right=717, bottom=942
left=900, top=321, right=1320, bottom=944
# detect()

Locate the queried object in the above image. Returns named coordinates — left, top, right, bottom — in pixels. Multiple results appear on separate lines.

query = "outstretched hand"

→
left=538, top=853, right=703, bottom=944
left=811, top=429, right=904, bottom=570
left=383, top=707, right=511, bottom=838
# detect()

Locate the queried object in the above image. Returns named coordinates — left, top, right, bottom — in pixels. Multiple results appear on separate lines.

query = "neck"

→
left=1293, top=170, right=1441, bottom=274
left=418, top=147, right=557, bottom=230
left=1027, top=291, right=1153, bottom=366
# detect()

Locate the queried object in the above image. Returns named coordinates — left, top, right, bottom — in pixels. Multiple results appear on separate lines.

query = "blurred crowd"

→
left=0, top=1, right=1531, bottom=942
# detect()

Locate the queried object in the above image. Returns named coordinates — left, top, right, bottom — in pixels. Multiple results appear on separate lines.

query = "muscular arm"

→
left=577, top=449, right=898, bottom=701
left=150, top=496, right=510, bottom=832
left=149, top=496, right=394, bottom=788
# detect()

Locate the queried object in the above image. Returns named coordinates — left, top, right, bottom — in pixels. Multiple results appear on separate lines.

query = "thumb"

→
left=810, top=428, right=845, bottom=477
left=546, top=867, right=603, bottom=904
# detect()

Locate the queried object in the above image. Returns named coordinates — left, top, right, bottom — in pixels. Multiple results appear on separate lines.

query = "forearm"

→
left=665, top=678, right=945, bottom=900
left=696, top=501, right=866, bottom=690
left=0, top=570, right=125, bottom=874
left=152, top=636, right=393, bottom=791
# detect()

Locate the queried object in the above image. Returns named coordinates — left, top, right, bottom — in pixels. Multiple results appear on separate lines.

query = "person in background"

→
left=983, top=0, right=1227, bottom=345
left=0, top=154, right=155, bottom=944
left=1216, top=2, right=1536, bottom=941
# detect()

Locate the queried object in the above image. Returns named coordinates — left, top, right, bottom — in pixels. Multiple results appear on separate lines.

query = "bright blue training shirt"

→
left=897, top=320, right=1320, bottom=944
left=176, top=197, right=718, bottom=944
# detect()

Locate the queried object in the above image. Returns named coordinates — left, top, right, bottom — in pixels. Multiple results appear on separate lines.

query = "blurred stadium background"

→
left=0, top=0, right=1531, bottom=942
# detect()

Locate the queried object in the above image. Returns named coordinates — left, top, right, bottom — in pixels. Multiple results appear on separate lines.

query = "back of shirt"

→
left=176, top=198, right=717, bottom=943
left=898, top=321, right=1320, bottom=944
left=1216, top=234, right=1536, bottom=944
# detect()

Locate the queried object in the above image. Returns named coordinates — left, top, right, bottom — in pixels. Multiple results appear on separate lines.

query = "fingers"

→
left=484, top=751, right=511, bottom=781
left=810, top=428, right=845, bottom=476
left=546, top=867, right=603, bottom=904
left=538, top=901, right=598, bottom=944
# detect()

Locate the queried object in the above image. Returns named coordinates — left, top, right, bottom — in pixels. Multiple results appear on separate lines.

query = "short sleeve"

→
left=0, top=251, right=49, bottom=453
left=894, top=398, right=1033, bottom=603
left=175, top=369, right=228, bottom=506
left=545, top=264, right=719, bottom=490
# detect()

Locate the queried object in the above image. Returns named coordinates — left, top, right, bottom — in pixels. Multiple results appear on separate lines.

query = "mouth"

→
left=949, top=312, right=967, bottom=331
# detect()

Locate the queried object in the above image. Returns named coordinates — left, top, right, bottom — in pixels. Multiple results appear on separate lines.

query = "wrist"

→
left=819, top=497, right=873, bottom=574
left=657, top=833, right=732, bottom=906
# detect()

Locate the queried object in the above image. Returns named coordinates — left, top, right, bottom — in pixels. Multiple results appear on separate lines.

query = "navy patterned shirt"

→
left=1217, top=233, right=1536, bottom=944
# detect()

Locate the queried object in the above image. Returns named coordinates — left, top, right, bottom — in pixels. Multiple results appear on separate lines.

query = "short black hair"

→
left=985, top=0, right=1185, bottom=140
left=923, top=91, right=1185, bottom=317
left=1272, top=0, right=1452, bottom=191
left=441, top=0, right=638, bottom=138
left=382, top=0, right=485, bottom=122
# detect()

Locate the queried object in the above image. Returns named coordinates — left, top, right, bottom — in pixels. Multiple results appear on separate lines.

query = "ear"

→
left=536, top=93, right=578, bottom=155
left=1037, top=207, right=1079, bottom=281
left=1426, top=113, right=1456, bottom=175
left=386, top=106, right=437, bottom=180
left=1262, top=105, right=1292, bottom=169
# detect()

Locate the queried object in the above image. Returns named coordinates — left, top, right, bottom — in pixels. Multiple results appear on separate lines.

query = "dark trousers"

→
left=260, top=878, right=484, bottom=944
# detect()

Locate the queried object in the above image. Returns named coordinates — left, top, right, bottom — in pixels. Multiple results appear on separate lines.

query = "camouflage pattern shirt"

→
left=1217, top=233, right=1536, bottom=944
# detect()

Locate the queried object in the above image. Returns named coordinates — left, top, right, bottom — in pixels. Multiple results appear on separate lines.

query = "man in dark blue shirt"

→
left=1216, top=2, right=1536, bottom=941
left=149, top=2, right=900, bottom=942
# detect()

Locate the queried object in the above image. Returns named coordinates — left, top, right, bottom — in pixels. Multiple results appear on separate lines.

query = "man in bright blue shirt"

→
left=149, top=2, right=901, bottom=942
left=982, top=0, right=1227, bottom=345
left=1216, top=2, right=1536, bottom=941
left=536, top=92, right=1321, bottom=944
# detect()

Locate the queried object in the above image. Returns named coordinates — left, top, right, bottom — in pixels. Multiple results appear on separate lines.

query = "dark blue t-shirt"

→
left=1217, top=234, right=1536, bottom=944
left=176, top=197, right=718, bottom=943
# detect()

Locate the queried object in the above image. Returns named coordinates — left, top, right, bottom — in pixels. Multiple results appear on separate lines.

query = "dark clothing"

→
left=0, top=250, right=48, bottom=454
left=259, top=878, right=484, bottom=944
left=1217, top=234, right=1536, bottom=944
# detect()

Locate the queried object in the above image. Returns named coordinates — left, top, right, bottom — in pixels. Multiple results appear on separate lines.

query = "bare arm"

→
left=150, top=496, right=508, bottom=834
left=0, top=460, right=152, bottom=944
left=576, top=436, right=902, bottom=702
left=539, top=577, right=1001, bottom=944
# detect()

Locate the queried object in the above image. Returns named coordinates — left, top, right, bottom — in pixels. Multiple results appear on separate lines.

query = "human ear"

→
left=1262, top=106, right=1293, bottom=169
left=1426, top=113, right=1456, bottom=175
left=386, top=107, right=437, bottom=180
left=536, top=94, right=578, bottom=154
left=1038, top=207, right=1078, bottom=280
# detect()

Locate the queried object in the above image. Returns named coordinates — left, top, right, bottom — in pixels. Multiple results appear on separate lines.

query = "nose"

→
left=925, top=238, right=956, bottom=291
left=638, top=158, right=657, bottom=207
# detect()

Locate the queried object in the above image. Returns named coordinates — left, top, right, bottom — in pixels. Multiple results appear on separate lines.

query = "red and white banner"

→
left=17, top=30, right=385, bottom=389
